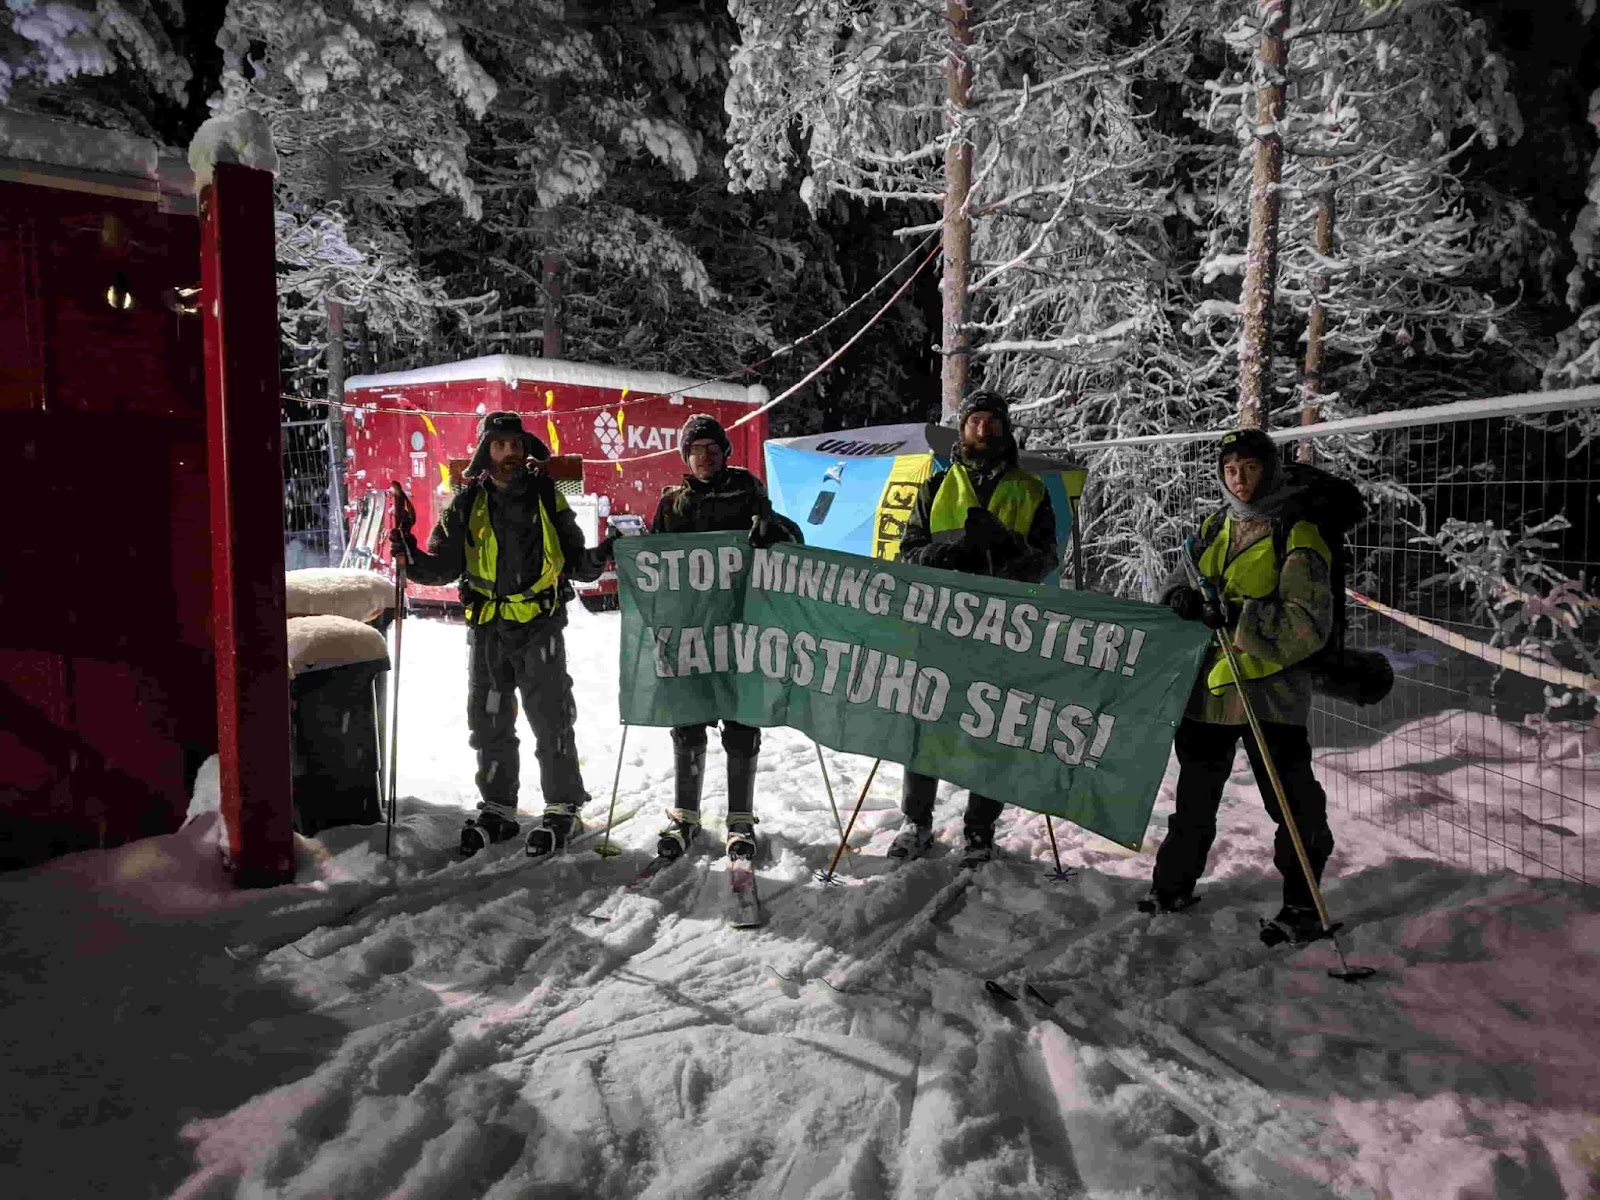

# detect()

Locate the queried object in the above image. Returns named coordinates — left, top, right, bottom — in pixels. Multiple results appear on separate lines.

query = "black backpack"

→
left=1211, top=461, right=1394, bottom=706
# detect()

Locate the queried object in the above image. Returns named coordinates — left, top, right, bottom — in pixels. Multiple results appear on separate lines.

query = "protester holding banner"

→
left=888, top=390, right=1059, bottom=864
left=1148, top=428, right=1335, bottom=941
left=392, top=411, right=617, bottom=858
left=648, top=413, right=803, bottom=862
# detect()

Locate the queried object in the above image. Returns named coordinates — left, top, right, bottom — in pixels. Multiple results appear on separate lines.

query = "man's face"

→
left=487, top=435, right=526, bottom=482
left=961, top=410, right=1003, bottom=453
left=686, top=438, right=726, bottom=481
left=1222, top=453, right=1266, bottom=503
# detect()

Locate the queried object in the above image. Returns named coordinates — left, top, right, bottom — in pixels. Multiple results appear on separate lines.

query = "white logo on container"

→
left=593, top=413, right=624, bottom=459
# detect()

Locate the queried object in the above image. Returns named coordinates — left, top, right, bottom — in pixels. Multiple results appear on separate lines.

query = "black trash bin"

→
left=289, top=655, right=389, bottom=836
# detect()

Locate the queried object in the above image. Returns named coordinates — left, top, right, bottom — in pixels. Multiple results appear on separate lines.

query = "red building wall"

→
left=0, top=178, right=216, bottom=866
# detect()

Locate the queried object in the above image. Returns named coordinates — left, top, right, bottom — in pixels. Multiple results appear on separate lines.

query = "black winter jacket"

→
left=650, top=466, right=803, bottom=540
left=404, top=472, right=608, bottom=617
left=897, top=446, right=1058, bottom=583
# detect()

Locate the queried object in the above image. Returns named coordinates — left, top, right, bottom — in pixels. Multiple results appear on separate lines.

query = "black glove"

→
left=391, top=484, right=416, bottom=533
left=749, top=514, right=788, bottom=550
left=1168, top=586, right=1205, bottom=622
left=923, top=541, right=971, bottom=571
left=599, top=531, right=621, bottom=560
left=963, top=506, right=1014, bottom=553
left=389, top=528, right=418, bottom=562
left=1201, top=597, right=1239, bottom=631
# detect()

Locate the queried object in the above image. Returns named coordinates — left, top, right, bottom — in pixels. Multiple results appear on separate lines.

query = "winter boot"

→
left=1137, top=887, right=1202, bottom=915
left=658, top=742, right=707, bottom=859
left=524, top=802, right=583, bottom=857
left=960, top=820, right=997, bottom=868
left=657, top=807, right=702, bottom=859
left=724, top=753, right=760, bottom=861
left=725, top=813, right=760, bottom=861
left=1259, top=904, right=1327, bottom=947
left=461, top=807, right=520, bottom=857
left=887, top=820, right=935, bottom=862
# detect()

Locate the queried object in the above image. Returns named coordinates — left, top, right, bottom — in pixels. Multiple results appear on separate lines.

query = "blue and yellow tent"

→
left=764, top=422, right=1087, bottom=585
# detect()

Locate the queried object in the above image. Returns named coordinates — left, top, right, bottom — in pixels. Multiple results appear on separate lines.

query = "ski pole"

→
left=1180, top=541, right=1373, bottom=982
left=1043, top=816, right=1075, bottom=881
left=816, top=758, right=879, bottom=884
left=814, top=741, right=853, bottom=856
left=594, top=722, right=628, bottom=859
left=386, top=482, right=409, bottom=860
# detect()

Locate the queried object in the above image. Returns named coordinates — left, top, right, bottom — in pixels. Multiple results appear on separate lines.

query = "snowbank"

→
left=3, top=613, right=1597, bottom=1200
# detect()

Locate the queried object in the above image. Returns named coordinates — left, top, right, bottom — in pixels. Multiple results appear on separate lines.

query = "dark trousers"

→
left=902, top=770, right=1005, bottom=829
left=467, top=613, right=588, bottom=814
left=1152, top=718, right=1334, bottom=909
left=669, top=720, right=761, bottom=759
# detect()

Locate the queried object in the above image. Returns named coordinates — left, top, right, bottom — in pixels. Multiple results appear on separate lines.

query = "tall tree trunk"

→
left=323, top=151, right=348, bottom=565
left=542, top=255, right=563, bottom=358
left=1298, top=166, right=1334, bottom=463
left=941, top=0, right=974, bottom=423
left=1237, top=0, right=1291, bottom=430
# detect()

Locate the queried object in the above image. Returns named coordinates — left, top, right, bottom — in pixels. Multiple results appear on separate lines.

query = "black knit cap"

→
left=466, top=411, right=550, bottom=477
left=1217, top=427, right=1277, bottom=466
left=956, top=390, right=1012, bottom=436
left=679, top=413, right=732, bottom=462
left=1216, top=427, right=1280, bottom=494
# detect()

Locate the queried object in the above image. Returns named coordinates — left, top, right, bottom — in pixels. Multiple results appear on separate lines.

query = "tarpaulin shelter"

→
left=764, top=423, right=1088, bottom=585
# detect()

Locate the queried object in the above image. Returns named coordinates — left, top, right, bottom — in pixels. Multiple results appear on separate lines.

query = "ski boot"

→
left=725, top=812, right=760, bottom=861
left=887, top=820, right=935, bottom=862
left=1137, top=887, right=1201, bottom=915
left=1259, top=904, right=1332, bottom=947
left=959, top=820, right=997, bottom=868
left=524, top=803, right=583, bottom=857
left=723, top=752, right=760, bottom=862
left=461, top=807, right=520, bottom=857
left=657, top=807, right=702, bottom=860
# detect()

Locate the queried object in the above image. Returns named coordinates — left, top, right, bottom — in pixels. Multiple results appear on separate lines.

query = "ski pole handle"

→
left=390, top=481, right=412, bottom=571
left=1179, top=535, right=1216, bottom=603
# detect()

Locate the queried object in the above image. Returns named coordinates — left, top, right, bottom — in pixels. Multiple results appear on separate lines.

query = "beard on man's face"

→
left=962, top=431, right=1002, bottom=459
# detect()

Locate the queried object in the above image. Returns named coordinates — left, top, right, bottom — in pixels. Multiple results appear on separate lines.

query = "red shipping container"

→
left=342, top=356, right=772, bottom=607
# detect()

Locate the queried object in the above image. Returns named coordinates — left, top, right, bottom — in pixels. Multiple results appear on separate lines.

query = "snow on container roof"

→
left=344, top=354, right=769, bottom=406
left=0, top=111, right=193, bottom=211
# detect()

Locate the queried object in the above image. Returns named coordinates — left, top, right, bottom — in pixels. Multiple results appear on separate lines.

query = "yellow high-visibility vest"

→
left=463, top=486, right=566, bottom=624
left=1197, top=513, right=1330, bottom=693
left=927, top=463, right=1046, bottom=539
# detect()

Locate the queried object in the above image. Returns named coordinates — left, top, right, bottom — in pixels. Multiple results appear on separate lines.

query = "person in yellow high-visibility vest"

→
left=1147, top=428, right=1336, bottom=942
left=393, top=412, right=618, bottom=858
left=891, top=391, right=1059, bottom=866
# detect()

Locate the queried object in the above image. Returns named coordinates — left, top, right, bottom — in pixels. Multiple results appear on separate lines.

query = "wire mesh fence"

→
left=1057, top=391, right=1599, bottom=887
left=283, top=419, right=336, bottom=570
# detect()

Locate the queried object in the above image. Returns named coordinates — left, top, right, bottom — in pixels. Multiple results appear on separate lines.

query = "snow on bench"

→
left=287, top=615, right=389, bottom=678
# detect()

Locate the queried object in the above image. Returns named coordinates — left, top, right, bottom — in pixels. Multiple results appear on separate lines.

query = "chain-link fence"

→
left=1054, top=389, right=1599, bottom=886
left=283, top=419, right=335, bottom=570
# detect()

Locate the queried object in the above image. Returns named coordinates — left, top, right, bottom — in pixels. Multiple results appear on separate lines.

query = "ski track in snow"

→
left=2, top=609, right=1597, bottom=1200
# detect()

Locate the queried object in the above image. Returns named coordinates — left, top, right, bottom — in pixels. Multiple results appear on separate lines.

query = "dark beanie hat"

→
left=957, top=390, right=1012, bottom=436
left=679, top=413, right=732, bottom=462
left=466, top=411, right=550, bottom=478
left=1216, top=427, right=1279, bottom=494
left=1217, top=427, right=1277, bottom=466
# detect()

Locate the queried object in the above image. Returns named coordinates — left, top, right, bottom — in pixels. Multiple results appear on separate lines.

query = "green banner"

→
left=616, top=534, right=1210, bottom=849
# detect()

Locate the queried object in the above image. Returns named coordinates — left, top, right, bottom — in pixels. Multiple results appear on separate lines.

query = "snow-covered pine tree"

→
left=726, top=0, right=1226, bottom=594
left=1, top=1, right=191, bottom=113
left=1193, top=0, right=1525, bottom=433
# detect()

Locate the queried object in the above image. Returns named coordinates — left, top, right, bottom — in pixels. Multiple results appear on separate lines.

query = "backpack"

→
left=1212, top=461, right=1394, bottom=706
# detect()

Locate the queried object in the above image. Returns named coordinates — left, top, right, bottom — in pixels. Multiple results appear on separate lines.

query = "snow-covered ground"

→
left=2, top=608, right=1598, bottom=1200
